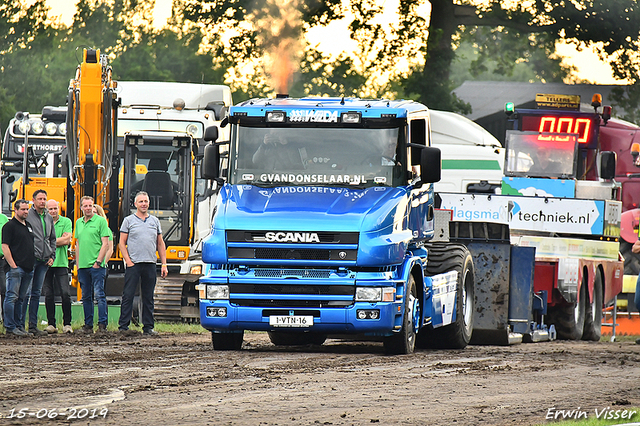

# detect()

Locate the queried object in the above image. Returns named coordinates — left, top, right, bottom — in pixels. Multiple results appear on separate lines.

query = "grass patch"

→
left=536, top=407, right=640, bottom=426
left=2, top=321, right=207, bottom=334
left=600, top=334, right=639, bottom=343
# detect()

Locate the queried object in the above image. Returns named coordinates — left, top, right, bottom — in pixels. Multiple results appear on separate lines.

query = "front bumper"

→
left=199, top=300, right=400, bottom=335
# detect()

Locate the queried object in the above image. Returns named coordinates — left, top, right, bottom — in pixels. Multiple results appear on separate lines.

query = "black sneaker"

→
left=143, top=329, right=159, bottom=336
left=119, top=328, right=140, bottom=336
left=10, top=328, right=29, bottom=337
left=81, top=325, right=94, bottom=334
left=97, top=324, right=108, bottom=333
left=29, top=326, right=48, bottom=337
left=636, top=338, right=640, bottom=345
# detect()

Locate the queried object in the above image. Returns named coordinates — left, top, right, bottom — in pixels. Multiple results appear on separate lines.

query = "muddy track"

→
left=0, top=332, right=638, bottom=425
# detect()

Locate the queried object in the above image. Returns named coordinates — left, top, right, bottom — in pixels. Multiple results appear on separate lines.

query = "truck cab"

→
left=198, top=97, right=475, bottom=353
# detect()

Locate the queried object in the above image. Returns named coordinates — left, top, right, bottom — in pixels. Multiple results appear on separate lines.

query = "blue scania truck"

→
left=197, top=96, right=476, bottom=354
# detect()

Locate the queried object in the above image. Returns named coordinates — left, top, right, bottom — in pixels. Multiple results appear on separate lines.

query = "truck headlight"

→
left=355, top=286, right=395, bottom=302
left=206, top=284, right=229, bottom=300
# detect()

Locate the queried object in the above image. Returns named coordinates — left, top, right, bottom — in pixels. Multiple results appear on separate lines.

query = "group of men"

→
left=0, top=190, right=167, bottom=337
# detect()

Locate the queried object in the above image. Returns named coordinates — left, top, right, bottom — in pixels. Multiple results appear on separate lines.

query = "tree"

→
left=0, top=0, right=52, bottom=125
left=0, top=0, right=230, bottom=127
left=402, top=0, right=640, bottom=112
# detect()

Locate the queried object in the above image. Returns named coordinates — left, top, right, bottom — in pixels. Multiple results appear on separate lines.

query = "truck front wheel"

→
left=417, top=244, right=474, bottom=349
left=547, top=276, right=586, bottom=340
left=383, top=275, right=419, bottom=355
left=212, top=331, right=244, bottom=350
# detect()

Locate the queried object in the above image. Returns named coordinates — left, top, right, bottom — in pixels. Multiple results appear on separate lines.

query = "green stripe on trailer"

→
left=442, top=159, right=502, bottom=170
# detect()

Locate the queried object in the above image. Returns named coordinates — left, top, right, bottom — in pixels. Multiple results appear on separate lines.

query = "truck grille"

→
left=253, top=268, right=331, bottom=278
left=226, top=230, right=359, bottom=262
left=228, top=247, right=357, bottom=261
left=256, top=248, right=329, bottom=260
left=229, top=282, right=354, bottom=308
left=232, top=299, right=352, bottom=308
left=229, top=283, right=353, bottom=295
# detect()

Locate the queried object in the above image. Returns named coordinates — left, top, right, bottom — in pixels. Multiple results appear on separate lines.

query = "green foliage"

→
left=451, top=27, right=575, bottom=87
left=609, top=85, right=640, bottom=125
left=289, top=48, right=367, bottom=98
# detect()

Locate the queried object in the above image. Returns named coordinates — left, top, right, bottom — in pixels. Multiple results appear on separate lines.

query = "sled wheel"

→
left=582, top=270, right=603, bottom=341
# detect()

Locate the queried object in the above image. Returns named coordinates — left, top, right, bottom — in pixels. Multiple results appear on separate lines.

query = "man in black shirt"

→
left=2, top=199, right=35, bottom=336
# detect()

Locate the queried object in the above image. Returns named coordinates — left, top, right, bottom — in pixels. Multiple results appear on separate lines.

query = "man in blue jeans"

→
left=118, top=191, right=167, bottom=336
left=75, top=196, right=111, bottom=333
left=24, top=189, right=57, bottom=336
left=2, top=199, right=35, bottom=336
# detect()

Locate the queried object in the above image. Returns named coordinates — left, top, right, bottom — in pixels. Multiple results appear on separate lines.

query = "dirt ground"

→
left=0, top=332, right=638, bottom=426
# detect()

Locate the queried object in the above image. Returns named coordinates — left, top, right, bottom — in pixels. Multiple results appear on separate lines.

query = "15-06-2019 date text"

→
left=2, top=407, right=109, bottom=420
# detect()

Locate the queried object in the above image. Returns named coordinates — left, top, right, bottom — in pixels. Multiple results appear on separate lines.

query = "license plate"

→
left=269, top=315, right=314, bottom=327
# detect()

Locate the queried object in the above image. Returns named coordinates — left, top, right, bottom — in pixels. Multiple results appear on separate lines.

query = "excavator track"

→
left=154, top=278, right=183, bottom=322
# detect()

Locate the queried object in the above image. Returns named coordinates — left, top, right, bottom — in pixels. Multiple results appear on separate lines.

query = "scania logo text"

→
left=262, top=232, right=320, bottom=243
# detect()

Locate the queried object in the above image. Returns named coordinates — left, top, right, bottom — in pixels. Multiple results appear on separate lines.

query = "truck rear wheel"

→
left=383, top=275, right=419, bottom=354
left=582, top=270, right=603, bottom=341
left=547, top=276, right=586, bottom=340
left=417, top=243, right=474, bottom=349
left=267, top=332, right=327, bottom=346
left=212, top=331, right=244, bottom=350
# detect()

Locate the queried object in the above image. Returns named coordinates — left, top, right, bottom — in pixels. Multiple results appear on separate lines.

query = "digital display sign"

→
left=520, top=113, right=599, bottom=148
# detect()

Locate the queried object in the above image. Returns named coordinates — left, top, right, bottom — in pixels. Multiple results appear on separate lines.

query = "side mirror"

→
left=421, top=146, right=441, bottom=183
left=201, top=143, right=220, bottom=180
left=204, top=126, right=219, bottom=143
left=599, top=151, right=616, bottom=180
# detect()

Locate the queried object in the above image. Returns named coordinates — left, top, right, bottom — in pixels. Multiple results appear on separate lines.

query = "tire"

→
left=416, top=243, right=474, bottom=349
left=547, top=275, right=587, bottom=340
left=582, top=270, right=603, bottom=341
left=212, top=331, right=244, bottom=350
left=267, top=332, right=327, bottom=346
left=383, top=275, right=419, bottom=354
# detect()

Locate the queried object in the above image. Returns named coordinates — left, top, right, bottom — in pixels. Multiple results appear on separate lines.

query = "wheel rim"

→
left=407, top=294, right=419, bottom=346
left=574, top=285, right=583, bottom=323
left=410, top=293, right=420, bottom=335
left=462, top=270, right=473, bottom=331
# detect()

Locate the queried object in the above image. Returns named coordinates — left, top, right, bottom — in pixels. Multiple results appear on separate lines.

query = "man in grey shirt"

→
left=118, top=191, right=168, bottom=336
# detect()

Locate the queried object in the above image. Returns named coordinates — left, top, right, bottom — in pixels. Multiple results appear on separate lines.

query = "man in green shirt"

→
left=43, top=200, right=73, bottom=334
left=75, top=196, right=111, bottom=333
left=0, top=212, right=9, bottom=323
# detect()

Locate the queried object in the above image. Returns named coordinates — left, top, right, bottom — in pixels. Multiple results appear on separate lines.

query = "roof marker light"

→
left=341, top=112, right=361, bottom=124
left=266, top=111, right=286, bottom=122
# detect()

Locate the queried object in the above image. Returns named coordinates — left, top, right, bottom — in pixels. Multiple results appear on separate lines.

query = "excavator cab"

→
left=121, top=131, right=196, bottom=250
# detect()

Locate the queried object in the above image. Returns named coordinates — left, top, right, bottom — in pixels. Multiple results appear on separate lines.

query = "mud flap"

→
left=507, top=246, right=536, bottom=335
left=467, top=241, right=511, bottom=345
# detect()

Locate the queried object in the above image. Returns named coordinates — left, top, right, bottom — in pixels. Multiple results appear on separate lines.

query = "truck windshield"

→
left=229, top=126, right=402, bottom=187
left=504, top=130, right=578, bottom=178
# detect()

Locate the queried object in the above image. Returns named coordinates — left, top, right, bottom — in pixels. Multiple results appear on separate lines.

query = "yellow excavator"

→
left=65, top=48, right=118, bottom=296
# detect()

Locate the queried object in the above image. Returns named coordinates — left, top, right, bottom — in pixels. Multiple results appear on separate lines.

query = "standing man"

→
left=43, top=199, right=73, bottom=334
left=75, top=196, right=111, bottom=333
left=2, top=200, right=35, bottom=336
left=118, top=191, right=167, bottom=336
left=0, top=211, right=9, bottom=323
left=24, top=189, right=56, bottom=336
